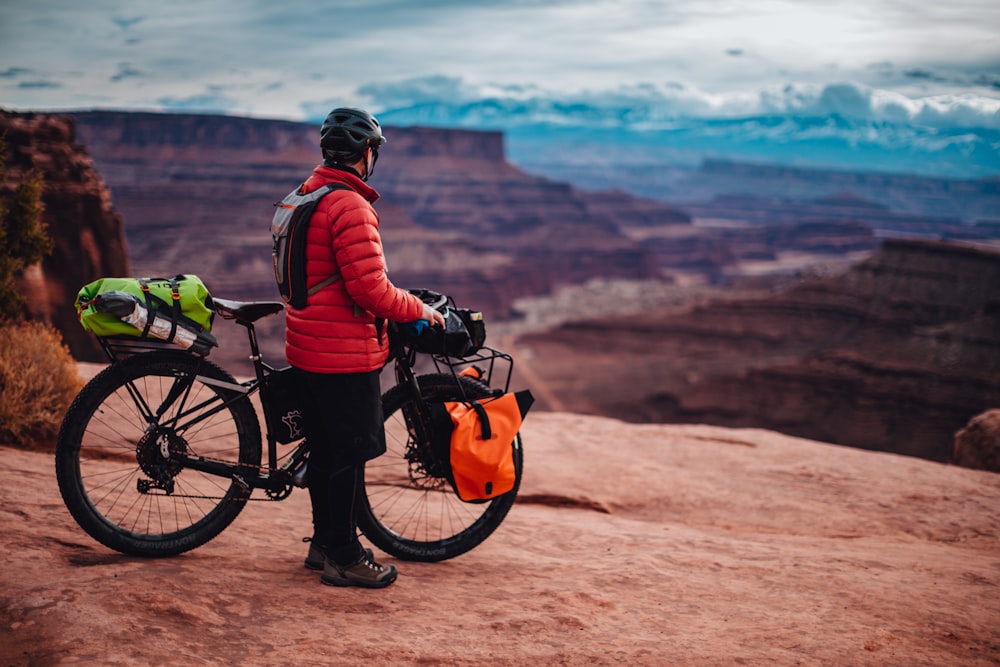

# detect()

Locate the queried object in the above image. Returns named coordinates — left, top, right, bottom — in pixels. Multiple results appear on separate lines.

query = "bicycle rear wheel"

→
left=55, top=351, right=261, bottom=557
left=358, top=373, right=523, bottom=562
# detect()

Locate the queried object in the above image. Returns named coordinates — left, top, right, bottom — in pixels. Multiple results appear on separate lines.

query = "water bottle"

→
left=124, top=302, right=199, bottom=349
left=92, top=291, right=209, bottom=353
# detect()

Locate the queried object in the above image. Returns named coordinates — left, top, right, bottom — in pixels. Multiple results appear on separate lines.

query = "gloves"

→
left=420, top=302, right=446, bottom=328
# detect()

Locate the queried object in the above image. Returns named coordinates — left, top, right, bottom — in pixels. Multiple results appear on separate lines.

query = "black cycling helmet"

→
left=320, top=108, right=386, bottom=179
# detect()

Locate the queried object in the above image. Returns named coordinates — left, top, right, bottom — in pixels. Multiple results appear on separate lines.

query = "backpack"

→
left=271, top=182, right=351, bottom=309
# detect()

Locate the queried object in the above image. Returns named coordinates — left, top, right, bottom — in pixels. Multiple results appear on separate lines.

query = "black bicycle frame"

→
left=99, top=326, right=302, bottom=495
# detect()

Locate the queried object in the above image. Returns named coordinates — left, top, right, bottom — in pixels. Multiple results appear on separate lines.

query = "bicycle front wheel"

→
left=55, top=351, right=262, bottom=557
left=358, top=373, right=523, bottom=562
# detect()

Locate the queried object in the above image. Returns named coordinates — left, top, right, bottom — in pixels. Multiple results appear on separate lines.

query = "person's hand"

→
left=420, top=302, right=446, bottom=328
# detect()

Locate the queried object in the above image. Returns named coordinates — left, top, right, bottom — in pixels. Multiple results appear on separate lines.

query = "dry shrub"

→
left=0, top=320, right=82, bottom=448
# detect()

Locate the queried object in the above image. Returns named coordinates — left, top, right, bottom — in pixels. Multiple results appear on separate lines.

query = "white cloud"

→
left=367, top=78, right=1000, bottom=132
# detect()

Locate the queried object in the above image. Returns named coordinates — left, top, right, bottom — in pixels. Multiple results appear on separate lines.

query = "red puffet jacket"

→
left=284, top=165, right=425, bottom=374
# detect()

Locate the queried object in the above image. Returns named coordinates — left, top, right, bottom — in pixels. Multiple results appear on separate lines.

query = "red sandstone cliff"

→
left=1, top=111, right=129, bottom=361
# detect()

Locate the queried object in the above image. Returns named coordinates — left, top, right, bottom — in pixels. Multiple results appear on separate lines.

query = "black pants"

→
left=293, top=368, right=386, bottom=566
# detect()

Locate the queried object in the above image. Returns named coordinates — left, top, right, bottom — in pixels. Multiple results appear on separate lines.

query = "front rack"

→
left=423, top=345, right=515, bottom=394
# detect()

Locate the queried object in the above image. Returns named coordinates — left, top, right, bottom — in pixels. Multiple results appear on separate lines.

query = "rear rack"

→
left=98, top=336, right=208, bottom=364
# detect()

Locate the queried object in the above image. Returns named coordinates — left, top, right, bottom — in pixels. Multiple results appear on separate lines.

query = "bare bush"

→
left=0, top=321, right=82, bottom=448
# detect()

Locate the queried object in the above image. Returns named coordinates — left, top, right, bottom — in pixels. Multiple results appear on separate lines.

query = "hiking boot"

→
left=305, top=540, right=373, bottom=572
left=321, top=552, right=397, bottom=588
left=304, top=540, right=326, bottom=571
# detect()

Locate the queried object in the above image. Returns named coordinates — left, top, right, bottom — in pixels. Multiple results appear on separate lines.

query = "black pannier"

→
left=393, top=289, right=486, bottom=358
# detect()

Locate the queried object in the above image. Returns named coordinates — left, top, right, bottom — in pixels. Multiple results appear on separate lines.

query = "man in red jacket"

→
left=290, top=107, right=444, bottom=588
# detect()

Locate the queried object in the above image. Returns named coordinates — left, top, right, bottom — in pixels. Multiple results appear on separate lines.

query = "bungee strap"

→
left=137, top=278, right=156, bottom=338
left=137, top=277, right=183, bottom=343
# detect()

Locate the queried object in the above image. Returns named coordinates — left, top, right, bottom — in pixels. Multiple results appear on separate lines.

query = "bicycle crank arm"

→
left=173, top=454, right=287, bottom=492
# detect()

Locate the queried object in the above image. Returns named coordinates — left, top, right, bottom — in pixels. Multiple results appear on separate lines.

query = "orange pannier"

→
left=443, top=390, right=533, bottom=502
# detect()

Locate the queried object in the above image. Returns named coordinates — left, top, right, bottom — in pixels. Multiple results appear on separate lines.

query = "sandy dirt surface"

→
left=2, top=412, right=999, bottom=666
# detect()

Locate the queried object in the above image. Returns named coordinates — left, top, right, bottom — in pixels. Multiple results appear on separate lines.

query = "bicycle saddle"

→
left=213, top=298, right=285, bottom=323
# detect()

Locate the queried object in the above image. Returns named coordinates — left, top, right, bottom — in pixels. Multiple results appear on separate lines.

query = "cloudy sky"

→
left=2, top=0, right=998, bottom=121
left=2, top=1, right=998, bottom=178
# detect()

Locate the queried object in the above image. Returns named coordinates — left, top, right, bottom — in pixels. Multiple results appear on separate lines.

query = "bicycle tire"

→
left=357, top=373, right=523, bottom=562
left=55, top=351, right=262, bottom=557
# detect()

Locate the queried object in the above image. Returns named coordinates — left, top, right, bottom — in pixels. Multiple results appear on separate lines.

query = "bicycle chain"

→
left=140, top=458, right=293, bottom=502
left=149, top=491, right=286, bottom=502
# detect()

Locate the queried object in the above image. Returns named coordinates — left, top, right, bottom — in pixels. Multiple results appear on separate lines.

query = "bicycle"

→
left=55, top=290, right=524, bottom=562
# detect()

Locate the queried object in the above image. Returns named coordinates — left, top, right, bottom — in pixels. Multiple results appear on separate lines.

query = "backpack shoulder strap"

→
left=304, top=182, right=353, bottom=298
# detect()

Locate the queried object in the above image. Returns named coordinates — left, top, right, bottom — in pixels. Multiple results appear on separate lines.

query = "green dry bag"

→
left=76, top=275, right=217, bottom=353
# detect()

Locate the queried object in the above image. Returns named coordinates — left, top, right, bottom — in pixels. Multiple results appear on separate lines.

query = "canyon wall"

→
left=69, top=109, right=657, bottom=305
left=517, top=238, right=1000, bottom=461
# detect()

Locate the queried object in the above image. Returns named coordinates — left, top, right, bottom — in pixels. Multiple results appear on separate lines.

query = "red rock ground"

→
left=2, top=410, right=998, bottom=666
